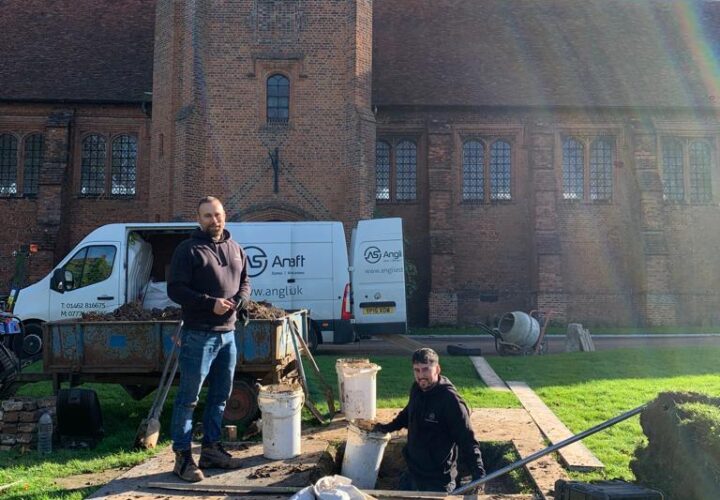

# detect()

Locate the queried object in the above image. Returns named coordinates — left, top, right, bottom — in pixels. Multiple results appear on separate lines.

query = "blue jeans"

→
left=171, top=329, right=237, bottom=452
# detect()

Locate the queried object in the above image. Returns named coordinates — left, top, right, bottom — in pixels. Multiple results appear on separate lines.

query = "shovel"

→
left=134, top=320, right=183, bottom=449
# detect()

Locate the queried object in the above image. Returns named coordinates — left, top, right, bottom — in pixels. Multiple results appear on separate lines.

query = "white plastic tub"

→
left=257, top=384, right=305, bottom=459
left=341, top=421, right=391, bottom=489
left=337, top=360, right=380, bottom=420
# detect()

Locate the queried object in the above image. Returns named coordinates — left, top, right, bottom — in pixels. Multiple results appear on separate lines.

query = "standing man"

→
left=374, top=348, right=485, bottom=492
left=168, top=196, right=251, bottom=482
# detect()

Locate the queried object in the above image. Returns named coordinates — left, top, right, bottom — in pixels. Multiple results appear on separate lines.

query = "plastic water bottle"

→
left=37, top=412, right=53, bottom=454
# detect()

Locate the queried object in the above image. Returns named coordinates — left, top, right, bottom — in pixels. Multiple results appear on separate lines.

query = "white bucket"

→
left=257, top=384, right=305, bottom=459
left=341, top=421, right=391, bottom=489
left=335, top=358, right=370, bottom=413
left=338, top=361, right=380, bottom=420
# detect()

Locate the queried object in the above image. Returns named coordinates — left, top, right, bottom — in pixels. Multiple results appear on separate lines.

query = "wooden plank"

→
left=507, top=381, right=604, bottom=471
left=469, top=356, right=510, bottom=391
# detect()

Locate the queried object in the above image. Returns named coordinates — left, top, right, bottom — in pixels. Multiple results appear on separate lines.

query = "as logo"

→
left=245, top=246, right=268, bottom=278
left=364, top=246, right=382, bottom=264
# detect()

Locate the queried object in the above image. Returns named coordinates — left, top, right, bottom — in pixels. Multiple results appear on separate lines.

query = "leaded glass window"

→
left=395, top=140, right=417, bottom=201
left=267, top=74, right=289, bottom=123
left=562, top=138, right=584, bottom=200
left=689, top=140, right=712, bottom=203
left=111, top=135, right=137, bottom=196
left=375, top=141, right=391, bottom=200
left=662, top=139, right=684, bottom=201
left=462, top=140, right=484, bottom=201
left=490, top=140, right=512, bottom=200
left=589, top=138, right=613, bottom=201
left=81, top=134, right=106, bottom=195
left=0, top=134, right=18, bottom=196
left=23, top=134, right=43, bottom=196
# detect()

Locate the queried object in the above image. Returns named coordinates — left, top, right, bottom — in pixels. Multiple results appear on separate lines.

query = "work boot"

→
left=174, top=449, right=205, bottom=482
left=199, top=442, right=244, bottom=469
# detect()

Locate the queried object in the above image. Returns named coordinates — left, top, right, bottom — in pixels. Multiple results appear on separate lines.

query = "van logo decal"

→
left=245, top=246, right=268, bottom=278
left=364, top=246, right=382, bottom=264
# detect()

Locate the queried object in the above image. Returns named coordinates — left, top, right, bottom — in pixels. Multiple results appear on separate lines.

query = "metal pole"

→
left=451, top=403, right=648, bottom=495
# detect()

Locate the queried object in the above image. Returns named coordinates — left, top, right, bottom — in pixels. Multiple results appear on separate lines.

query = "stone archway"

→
left=229, top=202, right=318, bottom=222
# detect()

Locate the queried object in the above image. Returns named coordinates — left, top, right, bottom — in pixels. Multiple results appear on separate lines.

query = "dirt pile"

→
left=631, top=391, right=720, bottom=500
left=80, top=300, right=287, bottom=322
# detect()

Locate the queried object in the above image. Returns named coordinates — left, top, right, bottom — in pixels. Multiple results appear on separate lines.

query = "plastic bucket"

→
left=257, top=384, right=305, bottom=459
left=335, top=358, right=370, bottom=412
left=498, top=311, right=540, bottom=348
left=338, top=361, right=380, bottom=420
left=341, top=421, right=391, bottom=489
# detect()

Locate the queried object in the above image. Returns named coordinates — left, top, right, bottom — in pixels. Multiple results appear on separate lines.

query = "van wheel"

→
left=308, top=322, right=320, bottom=354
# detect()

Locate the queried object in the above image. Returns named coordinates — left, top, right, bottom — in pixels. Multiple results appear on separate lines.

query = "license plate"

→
left=362, top=306, right=395, bottom=315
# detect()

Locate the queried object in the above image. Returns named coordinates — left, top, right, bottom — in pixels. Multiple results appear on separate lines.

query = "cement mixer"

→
left=484, top=310, right=551, bottom=355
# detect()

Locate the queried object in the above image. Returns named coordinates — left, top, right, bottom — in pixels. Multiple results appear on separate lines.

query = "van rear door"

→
left=350, top=218, right=407, bottom=335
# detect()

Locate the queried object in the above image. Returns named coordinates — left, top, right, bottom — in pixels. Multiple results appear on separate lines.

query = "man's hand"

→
left=372, top=423, right=391, bottom=434
left=234, top=297, right=249, bottom=312
left=213, top=298, right=236, bottom=315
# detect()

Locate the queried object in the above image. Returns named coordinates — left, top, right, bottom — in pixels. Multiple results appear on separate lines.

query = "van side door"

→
left=48, top=243, right=121, bottom=321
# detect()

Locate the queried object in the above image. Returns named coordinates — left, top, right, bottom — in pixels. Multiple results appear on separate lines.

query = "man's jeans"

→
left=171, top=329, right=237, bottom=452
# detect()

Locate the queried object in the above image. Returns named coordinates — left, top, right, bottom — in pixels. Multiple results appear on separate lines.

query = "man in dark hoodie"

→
left=167, top=196, right=251, bottom=482
left=374, top=348, right=485, bottom=492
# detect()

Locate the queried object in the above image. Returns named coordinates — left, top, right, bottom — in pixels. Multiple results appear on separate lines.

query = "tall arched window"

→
left=490, top=140, right=512, bottom=200
left=462, top=140, right=484, bottom=201
left=267, top=74, right=289, bottom=123
left=0, top=134, right=18, bottom=196
left=562, top=137, right=584, bottom=200
left=23, top=133, right=43, bottom=196
left=81, top=134, right=106, bottom=195
left=111, top=135, right=137, bottom=196
left=689, top=140, right=712, bottom=203
left=395, top=140, right=417, bottom=201
left=662, top=138, right=684, bottom=201
left=375, top=141, right=391, bottom=200
left=589, top=138, right=613, bottom=201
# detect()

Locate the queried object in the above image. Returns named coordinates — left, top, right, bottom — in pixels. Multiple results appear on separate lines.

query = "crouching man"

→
left=374, top=348, right=485, bottom=492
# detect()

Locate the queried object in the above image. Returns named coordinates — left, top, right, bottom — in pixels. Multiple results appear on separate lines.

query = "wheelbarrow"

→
left=481, top=310, right=552, bottom=356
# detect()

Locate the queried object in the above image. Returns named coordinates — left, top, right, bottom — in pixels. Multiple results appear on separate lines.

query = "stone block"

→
left=21, top=400, right=38, bottom=412
left=18, top=411, right=38, bottom=423
left=0, top=434, right=17, bottom=445
left=0, top=409, right=3, bottom=420
left=4, top=412, right=19, bottom=423
left=2, top=401, right=24, bottom=412
left=2, top=424, right=17, bottom=434
left=17, top=423, right=37, bottom=433
left=36, top=397, right=56, bottom=409
left=15, top=433, right=33, bottom=444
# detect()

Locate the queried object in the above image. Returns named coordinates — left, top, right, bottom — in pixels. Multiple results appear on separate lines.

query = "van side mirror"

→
left=50, top=269, right=65, bottom=293
left=64, top=271, right=75, bottom=290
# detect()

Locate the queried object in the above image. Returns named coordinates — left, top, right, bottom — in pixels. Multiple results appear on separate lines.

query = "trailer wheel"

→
left=22, top=322, right=43, bottom=358
left=224, top=376, right=260, bottom=426
left=308, top=321, right=320, bottom=354
left=0, top=343, right=20, bottom=398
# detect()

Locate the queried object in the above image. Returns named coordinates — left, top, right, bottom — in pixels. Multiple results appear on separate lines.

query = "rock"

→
left=1, top=400, right=24, bottom=412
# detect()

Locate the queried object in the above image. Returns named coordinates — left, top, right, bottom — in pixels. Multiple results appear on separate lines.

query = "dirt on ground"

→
left=80, top=300, right=287, bottom=322
left=53, top=468, right=128, bottom=490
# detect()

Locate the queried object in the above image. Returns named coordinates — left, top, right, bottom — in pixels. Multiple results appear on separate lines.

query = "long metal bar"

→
left=451, top=403, right=648, bottom=495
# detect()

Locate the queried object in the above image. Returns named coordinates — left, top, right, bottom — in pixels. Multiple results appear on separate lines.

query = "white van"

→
left=12, top=218, right=406, bottom=350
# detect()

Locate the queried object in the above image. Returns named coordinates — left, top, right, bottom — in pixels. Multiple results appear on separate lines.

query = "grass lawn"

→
left=409, top=325, right=720, bottom=336
left=1, top=346, right=718, bottom=497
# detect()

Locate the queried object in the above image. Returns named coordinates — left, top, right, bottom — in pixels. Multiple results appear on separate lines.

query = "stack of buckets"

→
left=336, top=359, right=391, bottom=489
left=257, top=384, right=305, bottom=459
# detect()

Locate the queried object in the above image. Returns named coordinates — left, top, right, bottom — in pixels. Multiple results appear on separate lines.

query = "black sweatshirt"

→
left=383, top=376, right=485, bottom=485
left=168, top=228, right=251, bottom=331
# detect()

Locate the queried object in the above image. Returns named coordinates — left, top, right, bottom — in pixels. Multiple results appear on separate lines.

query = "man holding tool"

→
left=168, top=196, right=251, bottom=482
left=374, top=348, right=485, bottom=492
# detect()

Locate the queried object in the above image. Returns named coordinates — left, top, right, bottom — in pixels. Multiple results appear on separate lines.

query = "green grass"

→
left=409, top=325, right=720, bottom=336
left=3, top=346, right=719, bottom=496
left=488, top=346, right=720, bottom=481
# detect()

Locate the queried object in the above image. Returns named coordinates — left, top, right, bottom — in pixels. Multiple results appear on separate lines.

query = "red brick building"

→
left=1, top=0, right=719, bottom=327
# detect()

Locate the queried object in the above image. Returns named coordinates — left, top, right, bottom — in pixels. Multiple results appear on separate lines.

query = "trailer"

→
left=2, top=310, right=310, bottom=425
